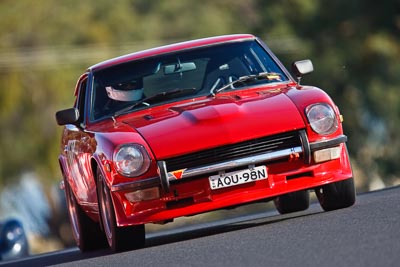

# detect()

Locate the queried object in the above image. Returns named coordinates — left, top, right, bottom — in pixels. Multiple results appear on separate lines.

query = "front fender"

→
left=285, top=86, right=344, bottom=141
left=93, top=129, right=158, bottom=189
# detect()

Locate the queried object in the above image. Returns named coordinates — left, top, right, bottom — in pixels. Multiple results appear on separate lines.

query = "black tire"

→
left=315, top=178, right=356, bottom=211
left=64, top=178, right=108, bottom=252
left=274, top=190, right=310, bottom=214
left=97, top=167, right=146, bottom=252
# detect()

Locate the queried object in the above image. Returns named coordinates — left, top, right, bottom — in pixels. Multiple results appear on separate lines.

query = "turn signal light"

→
left=313, top=147, right=341, bottom=163
left=125, top=187, right=160, bottom=202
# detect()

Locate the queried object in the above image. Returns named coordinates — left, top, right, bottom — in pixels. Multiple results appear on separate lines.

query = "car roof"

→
left=88, top=34, right=256, bottom=72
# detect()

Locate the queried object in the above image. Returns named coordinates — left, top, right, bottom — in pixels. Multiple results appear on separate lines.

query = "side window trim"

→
left=74, top=73, right=89, bottom=127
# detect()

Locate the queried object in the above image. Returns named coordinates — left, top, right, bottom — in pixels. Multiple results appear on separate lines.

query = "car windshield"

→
left=90, top=40, right=289, bottom=121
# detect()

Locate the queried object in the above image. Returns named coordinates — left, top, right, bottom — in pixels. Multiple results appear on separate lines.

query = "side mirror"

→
left=55, top=108, right=80, bottom=126
left=291, top=59, right=314, bottom=77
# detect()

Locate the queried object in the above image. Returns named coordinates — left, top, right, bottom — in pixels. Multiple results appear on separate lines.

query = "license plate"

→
left=209, top=165, right=268, bottom=190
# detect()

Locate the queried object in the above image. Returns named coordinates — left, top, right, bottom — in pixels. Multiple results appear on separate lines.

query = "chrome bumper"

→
left=157, top=146, right=302, bottom=193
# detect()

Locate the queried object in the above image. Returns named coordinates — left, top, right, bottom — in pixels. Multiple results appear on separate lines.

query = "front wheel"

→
left=274, top=190, right=310, bottom=214
left=64, top=178, right=107, bottom=252
left=97, top=167, right=145, bottom=252
left=315, top=178, right=356, bottom=211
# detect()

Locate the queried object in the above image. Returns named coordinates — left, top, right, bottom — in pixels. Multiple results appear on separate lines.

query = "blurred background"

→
left=0, top=0, right=399, bottom=257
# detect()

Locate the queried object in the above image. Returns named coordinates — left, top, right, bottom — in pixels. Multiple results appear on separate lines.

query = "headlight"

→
left=113, top=144, right=151, bottom=177
left=306, top=103, right=338, bottom=135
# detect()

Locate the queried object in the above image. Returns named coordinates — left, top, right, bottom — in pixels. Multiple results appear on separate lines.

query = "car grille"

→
left=165, top=130, right=302, bottom=172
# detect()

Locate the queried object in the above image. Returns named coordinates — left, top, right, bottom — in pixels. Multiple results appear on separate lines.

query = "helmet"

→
left=106, top=78, right=143, bottom=102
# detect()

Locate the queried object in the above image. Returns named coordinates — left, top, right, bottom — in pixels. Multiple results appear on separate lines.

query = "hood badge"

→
left=169, top=169, right=187, bottom=180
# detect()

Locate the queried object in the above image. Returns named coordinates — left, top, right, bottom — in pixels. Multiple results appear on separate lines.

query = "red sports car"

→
left=56, top=34, right=355, bottom=252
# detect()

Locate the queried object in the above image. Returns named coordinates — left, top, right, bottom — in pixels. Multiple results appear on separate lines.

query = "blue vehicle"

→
left=0, top=219, right=29, bottom=261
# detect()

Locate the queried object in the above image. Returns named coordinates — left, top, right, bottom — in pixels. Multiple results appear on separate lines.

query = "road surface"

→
left=2, top=186, right=399, bottom=267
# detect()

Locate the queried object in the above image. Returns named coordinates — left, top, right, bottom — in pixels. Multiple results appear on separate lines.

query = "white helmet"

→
left=106, top=79, right=143, bottom=102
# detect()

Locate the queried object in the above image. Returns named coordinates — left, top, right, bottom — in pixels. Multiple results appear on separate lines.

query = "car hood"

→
left=121, top=89, right=306, bottom=159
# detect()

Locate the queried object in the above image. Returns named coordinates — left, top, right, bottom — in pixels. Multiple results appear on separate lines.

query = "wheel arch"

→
left=91, top=157, right=100, bottom=187
left=90, top=157, right=106, bottom=231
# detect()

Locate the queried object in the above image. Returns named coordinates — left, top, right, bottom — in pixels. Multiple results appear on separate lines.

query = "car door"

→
left=65, top=74, right=98, bottom=209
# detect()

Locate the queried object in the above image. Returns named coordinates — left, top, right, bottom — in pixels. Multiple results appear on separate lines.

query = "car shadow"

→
left=145, top=204, right=325, bottom=247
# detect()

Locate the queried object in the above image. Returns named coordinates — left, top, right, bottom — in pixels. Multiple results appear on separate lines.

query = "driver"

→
left=106, top=78, right=144, bottom=102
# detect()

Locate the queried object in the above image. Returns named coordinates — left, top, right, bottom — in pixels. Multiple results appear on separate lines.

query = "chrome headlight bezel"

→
left=113, top=144, right=151, bottom=177
left=306, top=103, right=338, bottom=135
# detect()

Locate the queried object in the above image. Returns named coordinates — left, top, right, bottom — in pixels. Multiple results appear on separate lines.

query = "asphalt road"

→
left=2, top=186, right=400, bottom=267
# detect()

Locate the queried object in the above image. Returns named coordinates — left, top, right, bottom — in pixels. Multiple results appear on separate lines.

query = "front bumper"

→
left=111, top=132, right=352, bottom=226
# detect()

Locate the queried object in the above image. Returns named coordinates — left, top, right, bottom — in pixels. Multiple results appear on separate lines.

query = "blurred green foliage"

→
left=0, top=0, right=399, bottom=191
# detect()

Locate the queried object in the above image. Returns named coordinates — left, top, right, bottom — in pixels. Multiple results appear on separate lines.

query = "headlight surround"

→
left=113, top=144, right=151, bottom=177
left=306, top=103, right=338, bottom=135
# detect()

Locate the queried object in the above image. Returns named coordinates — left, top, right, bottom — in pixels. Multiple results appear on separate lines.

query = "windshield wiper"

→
left=114, top=88, right=197, bottom=117
left=209, top=72, right=282, bottom=96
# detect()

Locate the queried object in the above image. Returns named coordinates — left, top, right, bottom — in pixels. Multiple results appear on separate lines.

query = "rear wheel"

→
left=315, top=178, right=356, bottom=211
left=274, top=190, right=310, bottom=214
left=64, top=178, right=107, bottom=252
left=97, top=167, right=145, bottom=252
